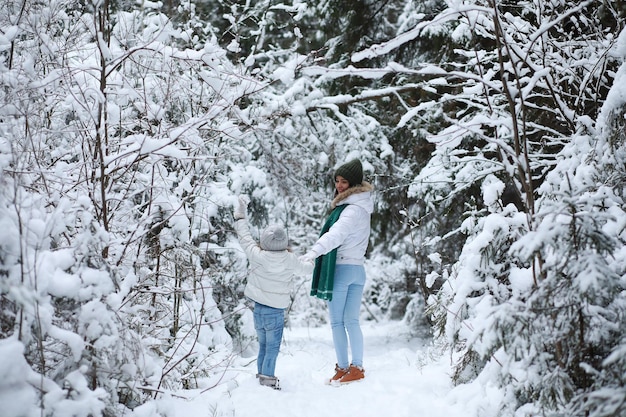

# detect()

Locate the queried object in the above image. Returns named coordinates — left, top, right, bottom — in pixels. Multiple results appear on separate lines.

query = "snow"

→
left=481, top=175, right=505, bottom=212
left=2, top=2, right=624, bottom=417
left=0, top=340, right=38, bottom=417
left=133, top=321, right=503, bottom=417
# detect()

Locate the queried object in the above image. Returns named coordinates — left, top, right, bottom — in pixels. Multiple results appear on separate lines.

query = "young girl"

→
left=233, top=195, right=313, bottom=390
left=300, top=159, right=374, bottom=385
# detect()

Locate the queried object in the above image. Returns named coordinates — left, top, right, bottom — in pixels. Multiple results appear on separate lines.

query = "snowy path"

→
left=151, top=321, right=501, bottom=417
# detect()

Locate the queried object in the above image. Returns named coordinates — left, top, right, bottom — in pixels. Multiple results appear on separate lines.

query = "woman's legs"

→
left=327, top=264, right=365, bottom=368
left=253, top=302, right=285, bottom=377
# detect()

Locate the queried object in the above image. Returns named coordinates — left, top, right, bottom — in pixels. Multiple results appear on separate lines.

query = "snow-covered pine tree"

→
left=392, top=0, right=626, bottom=415
left=0, top=0, right=269, bottom=414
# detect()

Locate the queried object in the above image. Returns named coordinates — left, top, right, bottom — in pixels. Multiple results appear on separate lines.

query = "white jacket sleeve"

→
left=310, top=205, right=361, bottom=256
left=235, top=219, right=262, bottom=259
left=288, top=252, right=315, bottom=276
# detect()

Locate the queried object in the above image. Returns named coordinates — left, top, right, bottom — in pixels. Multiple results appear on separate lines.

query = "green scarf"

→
left=310, top=205, right=347, bottom=301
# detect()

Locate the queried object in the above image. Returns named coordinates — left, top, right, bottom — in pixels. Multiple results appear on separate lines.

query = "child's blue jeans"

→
left=253, top=302, right=285, bottom=377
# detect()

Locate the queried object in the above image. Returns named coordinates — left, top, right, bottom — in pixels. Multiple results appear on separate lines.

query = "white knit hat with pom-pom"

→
left=260, top=224, right=288, bottom=251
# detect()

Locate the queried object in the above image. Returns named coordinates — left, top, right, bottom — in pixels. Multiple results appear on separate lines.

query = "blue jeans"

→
left=327, top=264, right=365, bottom=368
left=253, top=302, right=285, bottom=377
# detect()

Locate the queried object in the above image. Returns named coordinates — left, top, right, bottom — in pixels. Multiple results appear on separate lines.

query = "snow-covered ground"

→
left=134, top=321, right=504, bottom=417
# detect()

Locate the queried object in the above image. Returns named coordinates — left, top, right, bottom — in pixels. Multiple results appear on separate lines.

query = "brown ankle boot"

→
left=327, top=364, right=349, bottom=385
left=337, top=364, right=365, bottom=384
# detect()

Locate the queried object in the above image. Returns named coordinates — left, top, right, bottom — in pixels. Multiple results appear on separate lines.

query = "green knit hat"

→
left=335, top=159, right=363, bottom=187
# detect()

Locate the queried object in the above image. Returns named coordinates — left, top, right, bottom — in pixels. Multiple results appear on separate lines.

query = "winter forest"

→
left=1, top=0, right=625, bottom=416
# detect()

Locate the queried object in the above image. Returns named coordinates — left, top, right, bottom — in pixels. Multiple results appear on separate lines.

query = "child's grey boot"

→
left=258, top=374, right=281, bottom=390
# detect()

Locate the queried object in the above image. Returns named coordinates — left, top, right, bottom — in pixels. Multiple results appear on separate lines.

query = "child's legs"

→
left=254, top=302, right=285, bottom=377
left=253, top=304, right=266, bottom=375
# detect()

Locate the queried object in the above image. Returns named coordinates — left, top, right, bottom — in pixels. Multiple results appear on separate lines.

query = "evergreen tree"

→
left=0, top=0, right=267, bottom=413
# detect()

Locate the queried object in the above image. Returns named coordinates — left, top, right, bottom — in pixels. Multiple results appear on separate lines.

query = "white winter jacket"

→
left=235, top=219, right=314, bottom=309
left=310, top=182, right=374, bottom=265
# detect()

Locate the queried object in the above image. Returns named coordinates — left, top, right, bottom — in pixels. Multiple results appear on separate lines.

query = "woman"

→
left=300, top=159, right=374, bottom=385
left=234, top=195, right=314, bottom=390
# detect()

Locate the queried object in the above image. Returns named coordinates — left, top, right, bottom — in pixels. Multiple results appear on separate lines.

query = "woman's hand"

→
left=298, top=251, right=317, bottom=264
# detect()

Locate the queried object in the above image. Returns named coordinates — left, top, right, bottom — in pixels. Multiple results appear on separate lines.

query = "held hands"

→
left=233, top=194, right=251, bottom=220
left=298, top=250, right=317, bottom=264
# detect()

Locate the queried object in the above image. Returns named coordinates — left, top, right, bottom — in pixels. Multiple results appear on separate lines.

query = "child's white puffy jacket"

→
left=235, top=219, right=314, bottom=309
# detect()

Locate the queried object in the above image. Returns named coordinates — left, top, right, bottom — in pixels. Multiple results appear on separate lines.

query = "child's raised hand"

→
left=234, top=194, right=250, bottom=220
left=239, top=194, right=251, bottom=207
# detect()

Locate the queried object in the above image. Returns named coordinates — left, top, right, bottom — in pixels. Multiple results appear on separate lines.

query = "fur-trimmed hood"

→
left=331, top=181, right=374, bottom=209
